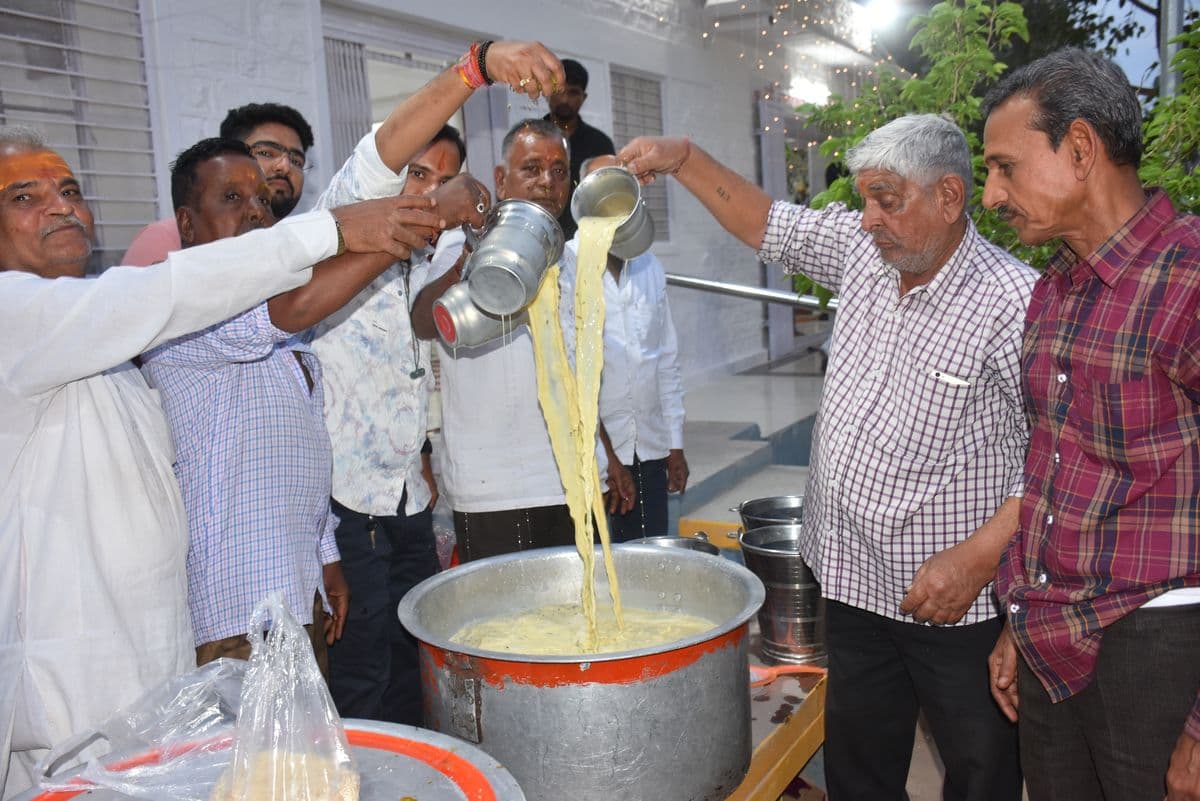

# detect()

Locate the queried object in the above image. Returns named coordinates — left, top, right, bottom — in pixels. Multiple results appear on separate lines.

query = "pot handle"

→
left=37, top=728, right=113, bottom=783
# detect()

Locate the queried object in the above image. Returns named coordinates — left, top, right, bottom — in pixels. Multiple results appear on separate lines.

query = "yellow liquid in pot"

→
left=453, top=603, right=714, bottom=656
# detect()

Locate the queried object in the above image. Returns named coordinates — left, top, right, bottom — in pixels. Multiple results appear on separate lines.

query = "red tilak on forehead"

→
left=0, top=151, right=74, bottom=191
left=435, top=149, right=449, bottom=173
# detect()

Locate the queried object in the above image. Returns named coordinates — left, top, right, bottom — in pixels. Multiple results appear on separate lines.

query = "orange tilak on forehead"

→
left=0, top=150, right=75, bottom=192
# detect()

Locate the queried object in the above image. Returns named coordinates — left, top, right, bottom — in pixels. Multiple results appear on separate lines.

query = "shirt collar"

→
left=1046, top=189, right=1176, bottom=289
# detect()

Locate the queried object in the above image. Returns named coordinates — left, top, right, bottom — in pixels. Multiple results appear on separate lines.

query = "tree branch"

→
left=1127, top=0, right=1158, bottom=17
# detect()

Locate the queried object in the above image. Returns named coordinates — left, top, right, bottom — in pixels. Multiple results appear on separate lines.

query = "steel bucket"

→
left=570, top=166, right=654, bottom=260
left=465, top=199, right=564, bottom=317
left=399, top=544, right=765, bottom=801
left=739, top=525, right=825, bottom=665
left=732, top=494, right=805, bottom=531
left=432, top=281, right=529, bottom=349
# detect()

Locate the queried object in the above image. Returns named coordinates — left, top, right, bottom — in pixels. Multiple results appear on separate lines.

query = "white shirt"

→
left=567, top=241, right=685, bottom=465
left=414, top=229, right=579, bottom=513
left=0, top=212, right=335, bottom=797
left=308, top=133, right=433, bottom=517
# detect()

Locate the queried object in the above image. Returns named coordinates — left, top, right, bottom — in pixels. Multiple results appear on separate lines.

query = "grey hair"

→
left=500, top=118, right=569, bottom=161
left=846, top=113, right=973, bottom=196
left=981, top=48, right=1142, bottom=168
left=579, top=154, right=617, bottom=177
left=0, top=125, right=47, bottom=151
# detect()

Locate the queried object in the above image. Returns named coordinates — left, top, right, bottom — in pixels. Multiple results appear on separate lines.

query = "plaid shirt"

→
left=760, top=201, right=1035, bottom=624
left=996, top=191, right=1200, bottom=737
left=142, top=303, right=339, bottom=644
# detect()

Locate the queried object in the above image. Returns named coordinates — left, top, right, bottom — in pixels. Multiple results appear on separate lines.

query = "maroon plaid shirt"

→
left=996, top=191, right=1200, bottom=738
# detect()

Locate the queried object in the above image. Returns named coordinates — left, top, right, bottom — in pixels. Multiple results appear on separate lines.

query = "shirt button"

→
left=1037, top=572, right=1048, bottom=585
left=1054, top=452, right=1061, bottom=464
left=1009, top=603, right=1021, bottom=614
left=1056, top=373, right=1068, bottom=383
left=1046, top=514, right=1054, bottom=525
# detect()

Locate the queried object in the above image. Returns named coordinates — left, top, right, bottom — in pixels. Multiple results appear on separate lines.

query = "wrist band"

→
left=455, top=43, right=486, bottom=90
left=476, top=40, right=495, bottom=86
left=333, top=214, right=346, bottom=257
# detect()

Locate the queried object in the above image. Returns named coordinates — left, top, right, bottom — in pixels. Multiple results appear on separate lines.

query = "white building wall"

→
left=139, top=0, right=780, bottom=381
left=140, top=0, right=331, bottom=214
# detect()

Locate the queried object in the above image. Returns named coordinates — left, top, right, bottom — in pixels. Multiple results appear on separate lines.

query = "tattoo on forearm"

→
left=716, top=186, right=731, bottom=202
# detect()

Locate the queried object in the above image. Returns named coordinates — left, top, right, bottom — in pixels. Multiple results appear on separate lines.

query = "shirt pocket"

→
left=1068, top=372, right=1176, bottom=471
left=876, top=363, right=976, bottom=466
left=628, top=300, right=662, bottom=356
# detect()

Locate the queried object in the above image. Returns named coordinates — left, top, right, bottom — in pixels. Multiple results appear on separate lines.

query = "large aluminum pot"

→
left=465, top=199, right=564, bottom=316
left=399, top=544, right=765, bottom=801
left=432, top=281, right=529, bottom=349
left=732, top=494, right=804, bottom=531
left=570, top=166, right=654, bottom=260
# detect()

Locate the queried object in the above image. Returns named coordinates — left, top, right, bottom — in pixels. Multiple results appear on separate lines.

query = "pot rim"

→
left=398, top=544, right=764, bottom=664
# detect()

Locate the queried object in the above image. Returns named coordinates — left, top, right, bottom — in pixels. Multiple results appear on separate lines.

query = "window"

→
left=0, top=0, right=158, bottom=272
left=610, top=68, right=669, bottom=240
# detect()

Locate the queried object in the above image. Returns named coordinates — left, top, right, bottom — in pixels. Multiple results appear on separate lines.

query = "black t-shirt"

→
left=544, top=115, right=616, bottom=239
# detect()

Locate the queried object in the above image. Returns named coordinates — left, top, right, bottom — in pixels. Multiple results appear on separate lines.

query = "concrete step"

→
left=666, top=420, right=775, bottom=536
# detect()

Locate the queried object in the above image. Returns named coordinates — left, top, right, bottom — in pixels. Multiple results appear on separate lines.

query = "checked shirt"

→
left=996, top=191, right=1200, bottom=737
left=760, top=201, right=1036, bottom=625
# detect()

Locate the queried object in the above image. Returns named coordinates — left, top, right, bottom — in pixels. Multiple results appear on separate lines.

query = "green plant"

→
left=794, top=0, right=1055, bottom=300
left=1140, top=19, right=1200, bottom=214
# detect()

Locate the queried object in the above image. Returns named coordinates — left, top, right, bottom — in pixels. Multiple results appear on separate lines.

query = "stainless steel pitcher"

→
left=569, top=165, right=655, bottom=260
left=433, top=281, right=530, bottom=349
left=464, top=199, right=564, bottom=317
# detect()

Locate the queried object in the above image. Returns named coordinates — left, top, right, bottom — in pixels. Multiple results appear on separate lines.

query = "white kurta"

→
left=0, top=212, right=337, bottom=798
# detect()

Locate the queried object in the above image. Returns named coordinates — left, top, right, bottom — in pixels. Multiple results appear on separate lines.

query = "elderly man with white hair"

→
left=0, top=124, right=438, bottom=798
left=620, top=115, right=1034, bottom=801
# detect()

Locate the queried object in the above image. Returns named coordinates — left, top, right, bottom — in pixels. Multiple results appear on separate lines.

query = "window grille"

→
left=610, top=68, right=669, bottom=240
left=0, top=0, right=158, bottom=272
left=322, top=36, right=371, bottom=168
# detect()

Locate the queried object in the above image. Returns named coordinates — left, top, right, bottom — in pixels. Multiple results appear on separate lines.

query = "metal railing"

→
left=665, top=273, right=839, bottom=311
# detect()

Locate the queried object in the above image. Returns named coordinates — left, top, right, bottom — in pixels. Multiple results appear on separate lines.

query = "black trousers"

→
left=824, top=600, right=1021, bottom=801
left=608, top=456, right=669, bottom=541
left=326, top=492, right=439, bottom=726
left=1018, top=602, right=1200, bottom=801
left=453, top=503, right=576, bottom=562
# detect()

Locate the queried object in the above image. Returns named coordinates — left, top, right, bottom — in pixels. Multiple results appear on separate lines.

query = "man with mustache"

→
left=140, top=137, right=478, bottom=670
left=981, top=48, right=1200, bottom=801
left=299, top=41, right=564, bottom=722
left=0, top=126, right=431, bottom=797
left=619, top=115, right=1035, bottom=801
left=123, top=103, right=314, bottom=266
left=309, top=124, right=467, bottom=724
left=411, top=118, right=633, bottom=561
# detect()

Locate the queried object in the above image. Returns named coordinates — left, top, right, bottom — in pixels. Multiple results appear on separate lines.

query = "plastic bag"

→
left=36, top=658, right=245, bottom=800
left=214, top=592, right=358, bottom=801
left=36, top=593, right=357, bottom=801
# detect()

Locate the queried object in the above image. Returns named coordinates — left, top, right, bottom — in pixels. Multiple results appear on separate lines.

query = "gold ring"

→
left=518, top=77, right=531, bottom=87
